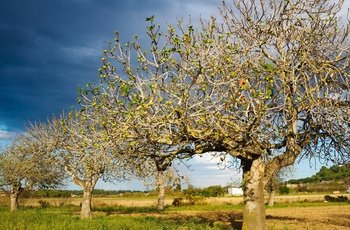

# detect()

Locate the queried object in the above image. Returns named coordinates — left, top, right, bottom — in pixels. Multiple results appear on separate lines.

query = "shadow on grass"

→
left=92, top=204, right=244, bottom=229
left=145, top=210, right=243, bottom=229
left=266, top=214, right=304, bottom=221
left=93, top=204, right=160, bottom=215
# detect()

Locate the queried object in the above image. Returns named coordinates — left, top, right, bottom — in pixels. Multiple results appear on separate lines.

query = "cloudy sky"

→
left=1, top=0, right=347, bottom=191
left=0, top=0, right=216, bottom=138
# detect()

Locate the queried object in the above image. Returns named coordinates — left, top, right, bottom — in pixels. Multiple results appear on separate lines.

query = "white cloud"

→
left=0, top=130, right=16, bottom=141
left=187, top=153, right=242, bottom=188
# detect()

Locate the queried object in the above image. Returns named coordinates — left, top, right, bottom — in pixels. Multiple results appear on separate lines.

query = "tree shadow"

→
left=326, top=214, right=350, bottom=228
left=161, top=211, right=243, bottom=229
left=266, top=214, right=304, bottom=221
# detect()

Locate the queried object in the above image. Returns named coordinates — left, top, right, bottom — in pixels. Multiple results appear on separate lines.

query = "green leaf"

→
left=146, top=15, right=155, bottom=21
left=259, top=62, right=275, bottom=72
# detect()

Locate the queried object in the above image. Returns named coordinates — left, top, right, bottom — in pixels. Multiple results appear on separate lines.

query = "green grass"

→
left=1, top=197, right=348, bottom=230
left=266, top=201, right=350, bottom=209
left=0, top=206, right=229, bottom=230
left=92, top=203, right=160, bottom=214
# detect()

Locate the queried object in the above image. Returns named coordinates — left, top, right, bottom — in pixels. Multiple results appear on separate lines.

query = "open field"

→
left=90, top=194, right=326, bottom=207
left=1, top=194, right=350, bottom=229
left=18, top=193, right=350, bottom=207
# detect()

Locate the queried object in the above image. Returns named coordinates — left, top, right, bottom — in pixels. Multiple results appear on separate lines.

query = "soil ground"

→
left=129, top=205, right=350, bottom=229
left=265, top=205, right=350, bottom=230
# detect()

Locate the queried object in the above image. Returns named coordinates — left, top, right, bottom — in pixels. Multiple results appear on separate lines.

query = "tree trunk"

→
left=65, top=168, right=99, bottom=219
left=242, top=157, right=266, bottom=230
left=10, top=193, right=19, bottom=212
left=81, top=188, right=93, bottom=218
left=267, top=189, right=275, bottom=207
left=157, top=170, right=165, bottom=210
left=10, top=184, right=23, bottom=212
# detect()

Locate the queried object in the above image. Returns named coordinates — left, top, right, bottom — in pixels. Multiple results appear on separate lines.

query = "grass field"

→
left=0, top=194, right=349, bottom=229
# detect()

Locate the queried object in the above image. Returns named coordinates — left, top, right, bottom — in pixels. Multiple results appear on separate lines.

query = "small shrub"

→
left=172, top=196, right=207, bottom=206
left=279, top=186, right=290, bottom=195
left=186, top=196, right=207, bottom=205
left=324, top=195, right=348, bottom=202
left=172, top=197, right=183, bottom=206
left=38, top=200, right=51, bottom=208
left=297, top=185, right=308, bottom=193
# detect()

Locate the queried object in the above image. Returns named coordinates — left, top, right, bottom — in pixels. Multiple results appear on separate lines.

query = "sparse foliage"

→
left=28, top=110, right=137, bottom=218
left=75, top=0, right=350, bottom=228
left=0, top=132, right=65, bottom=211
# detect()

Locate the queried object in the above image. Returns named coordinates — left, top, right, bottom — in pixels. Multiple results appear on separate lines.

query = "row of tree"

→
left=1, top=0, right=350, bottom=229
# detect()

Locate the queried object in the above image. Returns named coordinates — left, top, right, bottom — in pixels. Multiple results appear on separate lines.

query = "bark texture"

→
left=267, top=190, right=275, bottom=207
left=10, top=185, right=23, bottom=212
left=81, top=189, right=93, bottom=218
left=10, top=193, right=19, bottom=212
left=157, top=170, right=165, bottom=210
left=242, top=157, right=266, bottom=230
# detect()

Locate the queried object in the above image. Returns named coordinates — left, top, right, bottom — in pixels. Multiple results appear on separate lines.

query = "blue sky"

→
left=1, top=0, right=347, bottom=191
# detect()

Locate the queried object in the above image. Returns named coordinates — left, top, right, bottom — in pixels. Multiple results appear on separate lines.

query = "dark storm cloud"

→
left=0, top=0, right=220, bottom=136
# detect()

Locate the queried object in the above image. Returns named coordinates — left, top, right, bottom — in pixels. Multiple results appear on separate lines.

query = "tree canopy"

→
left=0, top=131, right=65, bottom=211
left=78, top=0, right=350, bottom=228
left=4, top=0, right=350, bottom=228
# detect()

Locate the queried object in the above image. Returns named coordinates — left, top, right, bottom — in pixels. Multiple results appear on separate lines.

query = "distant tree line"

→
left=182, top=185, right=227, bottom=198
left=9, top=186, right=228, bottom=199
left=288, top=163, right=350, bottom=184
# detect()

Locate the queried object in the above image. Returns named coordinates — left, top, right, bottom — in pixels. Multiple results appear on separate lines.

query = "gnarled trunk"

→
left=157, top=170, right=165, bottom=210
left=65, top=168, right=99, bottom=219
left=81, top=188, right=93, bottom=218
left=10, top=193, right=20, bottom=212
left=10, top=184, right=24, bottom=212
left=242, top=157, right=266, bottom=230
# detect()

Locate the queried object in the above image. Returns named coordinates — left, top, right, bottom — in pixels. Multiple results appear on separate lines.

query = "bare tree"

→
left=161, top=1, right=350, bottom=228
left=0, top=132, right=65, bottom=211
left=81, top=0, right=350, bottom=228
left=30, top=110, right=136, bottom=218
left=77, top=18, right=202, bottom=210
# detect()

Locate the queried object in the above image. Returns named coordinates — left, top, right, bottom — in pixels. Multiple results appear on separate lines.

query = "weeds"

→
left=172, top=196, right=208, bottom=206
left=38, top=200, right=51, bottom=208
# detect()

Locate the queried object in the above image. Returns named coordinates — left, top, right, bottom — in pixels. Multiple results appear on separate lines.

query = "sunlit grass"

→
left=0, top=206, right=229, bottom=230
left=267, top=201, right=350, bottom=209
left=92, top=203, right=160, bottom=214
left=1, top=195, right=348, bottom=230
